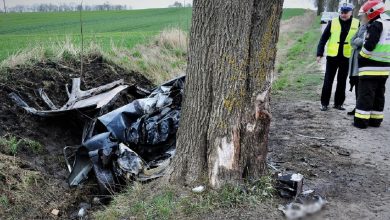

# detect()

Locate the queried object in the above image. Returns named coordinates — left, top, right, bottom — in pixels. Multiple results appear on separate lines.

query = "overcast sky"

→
left=4, top=0, right=316, bottom=10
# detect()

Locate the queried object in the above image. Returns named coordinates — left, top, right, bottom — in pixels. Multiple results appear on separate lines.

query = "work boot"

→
left=347, top=108, right=355, bottom=116
left=354, top=117, right=368, bottom=129
left=369, top=119, right=382, bottom=128
left=333, top=105, right=346, bottom=110
left=320, top=105, right=328, bottom=111
left=353, top=122, right=367, bottom=129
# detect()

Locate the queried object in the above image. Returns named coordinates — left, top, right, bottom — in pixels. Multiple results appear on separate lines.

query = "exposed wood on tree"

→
left=168, top=0, right=283, bottom=188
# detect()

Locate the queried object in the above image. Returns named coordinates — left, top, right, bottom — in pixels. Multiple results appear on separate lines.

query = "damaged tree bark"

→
left=168, top=0, right=283, bottom=188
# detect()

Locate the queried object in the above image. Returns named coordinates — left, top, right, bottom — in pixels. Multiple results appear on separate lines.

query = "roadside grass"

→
left=94, top=175, right=276, bottom=219
left=273, top=17, right=323, bottom=100
left=0, top=135, right=44, bottom=156
left=282, top=8, right=306, bottom=20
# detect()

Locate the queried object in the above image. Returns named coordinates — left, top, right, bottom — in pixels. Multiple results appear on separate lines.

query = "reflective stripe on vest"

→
left=358, top=64, right=390, bottom=77
left=367, top=19, right=390, bottom=63
left=327, top=18, right=359, bottom=58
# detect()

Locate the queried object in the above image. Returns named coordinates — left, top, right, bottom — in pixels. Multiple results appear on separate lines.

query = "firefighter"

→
left=354, top=0, right=390, bottom=129
left=317, top=3, right=359, bottom=111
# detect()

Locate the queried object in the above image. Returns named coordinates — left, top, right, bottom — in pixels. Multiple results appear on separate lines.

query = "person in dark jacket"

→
left=317, top=3, right=359, bottom=111
left=347, top=12, right=368, bottom=116
left=354, top=1, right=390, bottom=129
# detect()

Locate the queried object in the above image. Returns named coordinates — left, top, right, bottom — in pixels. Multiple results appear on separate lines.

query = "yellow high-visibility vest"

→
left=327, top=17, right=359, bottom=58
left=360, top=18, right=390, bottom=63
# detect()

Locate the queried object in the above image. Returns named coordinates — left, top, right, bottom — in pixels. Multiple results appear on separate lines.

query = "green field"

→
left=0, top=8, right=305, bottom=62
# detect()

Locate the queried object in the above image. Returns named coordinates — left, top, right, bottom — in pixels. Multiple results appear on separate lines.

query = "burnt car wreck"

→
left=10, top=76, right=185, bottom=194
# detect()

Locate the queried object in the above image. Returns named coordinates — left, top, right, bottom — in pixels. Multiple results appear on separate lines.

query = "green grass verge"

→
left=282, top=8, right=307, bottom=20
left=94, top=175, right=275, bottom=220
left=273, top=17, right=323, bottom=99
left=0, top=8, right=304, bottom=62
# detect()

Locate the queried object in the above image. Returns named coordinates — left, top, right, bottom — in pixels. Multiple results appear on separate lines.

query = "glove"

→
left=353, top=38, right=364, bottom=48
left=349, top=76, right=358, bottom=92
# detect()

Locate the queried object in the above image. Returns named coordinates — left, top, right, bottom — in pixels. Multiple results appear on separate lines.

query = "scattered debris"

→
left=336, top=149, right=351, bottom=157
left=192, top=186, right=206, bottom=193
left=276, top=173, right=326, bottom=219
left=278, top=191, right=327, bottom=219
left=301, top=189, right=314, bottom=195
left=296, top=133, right=326, bottom=141
left=276, top=173, right=303, bottom=198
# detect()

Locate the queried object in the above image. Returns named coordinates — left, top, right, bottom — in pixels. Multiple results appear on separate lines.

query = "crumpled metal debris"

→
left=10, top=74, right=185, bottom=194
left=66, top=76, right=185, bottom=193
left=9, top=78, right=129, bottom=117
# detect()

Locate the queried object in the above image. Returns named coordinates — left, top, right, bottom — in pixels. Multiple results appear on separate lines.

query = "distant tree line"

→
left=2, top=2, right=131, bottom=13
left=168, top=1, right=192, bottom=8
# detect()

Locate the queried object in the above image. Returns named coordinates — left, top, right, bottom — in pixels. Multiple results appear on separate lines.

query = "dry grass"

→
left=106, top=28, right=188, bottom=84
left=0, top=28, right=188, bottom=85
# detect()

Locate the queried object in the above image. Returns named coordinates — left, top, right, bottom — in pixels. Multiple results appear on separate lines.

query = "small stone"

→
left=51, top=209, right=60, bottom=216
left=92, top=197, right=102, bottom=205
left=78, top=208, right=87, bottom=218
left=192, top=186, right=205, bottom=193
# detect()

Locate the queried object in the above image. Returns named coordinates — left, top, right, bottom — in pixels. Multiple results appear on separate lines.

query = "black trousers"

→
left=321, top=56, right=350, bottom=106
left=354, top=77, right=387, bottom=128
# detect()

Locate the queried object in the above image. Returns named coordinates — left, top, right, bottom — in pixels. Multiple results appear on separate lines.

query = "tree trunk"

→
left=353, top=0, right=364, bottom=17
left=327, top=0, right=339, bottom=12
left=317, top=0, right=325, bottom=16
left=3, top=0, right=6, bottom=13
left=168, top=0, right=283, bottom=188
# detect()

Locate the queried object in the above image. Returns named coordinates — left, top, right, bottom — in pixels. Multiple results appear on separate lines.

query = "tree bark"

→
left=168, top=0, right=283, bottom=188
left=352, top=0, right=364, bottom=17
left=3, top=0, right=6, bottom=13
left=326, top=0, right=339, bottom=12
left=317, top=0, right=325, bottom=16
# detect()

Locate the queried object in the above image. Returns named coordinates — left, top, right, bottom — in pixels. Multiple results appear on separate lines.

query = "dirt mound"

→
left=0, top=55, right=154, bottom=219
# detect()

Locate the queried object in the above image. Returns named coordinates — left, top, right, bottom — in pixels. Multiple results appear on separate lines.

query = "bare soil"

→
left=201, top=73, right=390, bottom=220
